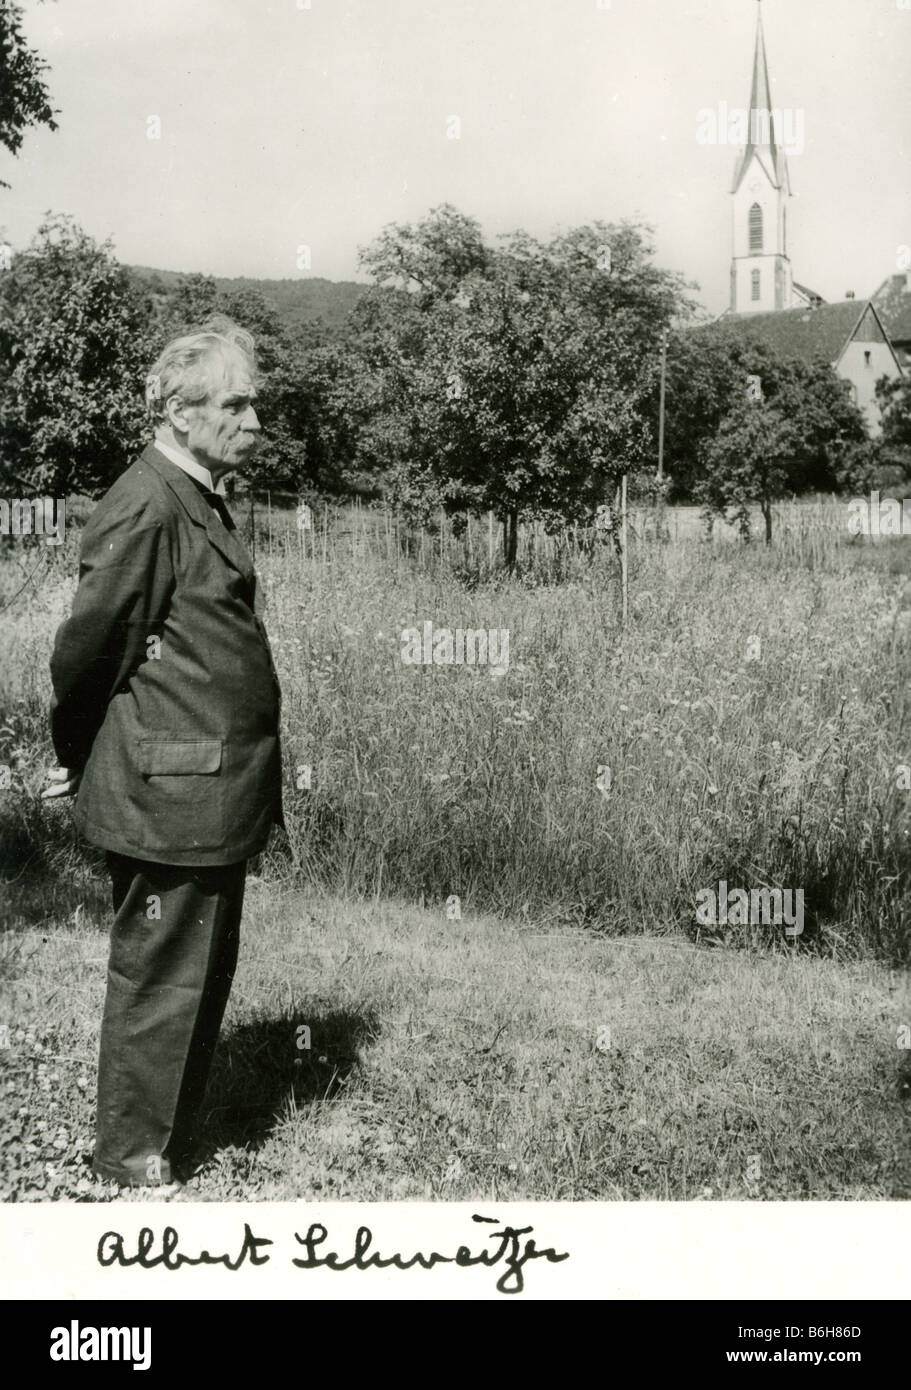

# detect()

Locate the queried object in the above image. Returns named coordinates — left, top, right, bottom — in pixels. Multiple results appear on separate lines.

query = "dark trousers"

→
left=93, top=852, right=246, bottom=1187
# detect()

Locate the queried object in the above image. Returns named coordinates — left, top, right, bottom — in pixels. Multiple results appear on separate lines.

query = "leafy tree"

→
left=275, top=334, right=384, bottom=496
left=358, top=203, right=490, bottom=306
left=0, top=0, right=58, bottom=186
left=876, top=375, right=911, bottom=473
left=541, top=220, right=697, bottom=373
left=661, top=333, right=868, bottom=501
left=695, top=394, right=797, bottom=544
left=317, top=284, right=437, bottom=495
left=833, top=438, right=881, bottom=494
left=749, top=354, right=868, bottom=494
left=342, top=210, right=692, bottom=564
left=0, top=215, right=150, bottom=495
left=842, top=376, right=911, bottom=492
left=151, top=272, right=219, bottom=340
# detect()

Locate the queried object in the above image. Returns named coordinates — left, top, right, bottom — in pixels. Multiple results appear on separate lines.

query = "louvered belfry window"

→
left=749, top=203, right=763, bottom=253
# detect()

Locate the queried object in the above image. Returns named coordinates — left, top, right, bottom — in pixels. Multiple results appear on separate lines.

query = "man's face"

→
left=180, top=352, right=261, bottom=479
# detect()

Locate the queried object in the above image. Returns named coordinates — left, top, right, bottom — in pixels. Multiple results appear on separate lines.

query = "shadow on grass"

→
left=1, top=861, right=110, bottom=931
left=1, top=803, right=108, bottom=929
left=198, top=1008, right=379, bottom=1161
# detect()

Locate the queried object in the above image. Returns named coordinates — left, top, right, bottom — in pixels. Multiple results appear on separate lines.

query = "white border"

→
left=2, top=1201, right=909, bottom=1301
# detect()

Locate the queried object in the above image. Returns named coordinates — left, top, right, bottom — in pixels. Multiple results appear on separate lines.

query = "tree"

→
left=344, top=210, right=692, bottom=564
left=270, top=335, right=377, bottom=496
left=358, top=203, right=491, bottom=306
left=661, top=333, right=869, bottom=501
left=0, top=1, right=58, bottom=186
left=658, top=332, right=746, bottom=500
left=0, top=215, right=151, bottom=495
left=695, top=394, right=797, bottom=544
left=876, top=375, right=911, bottom=475
left=359, top=258, right=649, bottom=565
left=541, top=220, right=697, bottom=375
left=151, top=272, right=219, bottom=340
left=752, top=354, right=868, bottom=493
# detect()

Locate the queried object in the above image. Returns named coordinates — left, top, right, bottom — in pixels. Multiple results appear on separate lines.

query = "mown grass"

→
left=1, top=885, right=909, bottom=1202
left=1, top=497, right=910, bottom=1200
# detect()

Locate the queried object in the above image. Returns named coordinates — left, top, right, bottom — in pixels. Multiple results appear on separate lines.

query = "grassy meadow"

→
left=1, top=496, right=910, bottom=1200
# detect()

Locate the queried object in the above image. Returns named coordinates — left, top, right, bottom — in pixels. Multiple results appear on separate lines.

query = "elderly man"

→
left=45, top=317, right=283, bottom=1189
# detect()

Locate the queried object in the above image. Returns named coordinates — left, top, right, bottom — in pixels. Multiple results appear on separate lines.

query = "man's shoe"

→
left=120, top=1180, right=184, bottom=1198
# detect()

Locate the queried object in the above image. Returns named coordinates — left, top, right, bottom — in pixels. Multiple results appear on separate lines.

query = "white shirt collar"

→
left=153, top=438, right=227, bottom=496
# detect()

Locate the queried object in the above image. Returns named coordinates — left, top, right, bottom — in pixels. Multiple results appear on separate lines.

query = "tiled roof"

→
left=692, top=300, right=887, bottom=365
left=872, top=275, right=911, bottom=343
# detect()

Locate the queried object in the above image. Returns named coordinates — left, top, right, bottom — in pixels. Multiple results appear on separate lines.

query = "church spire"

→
left=732, top=2, right=786, bottom=193
left=749, top=3, right=777, bottom=159
left=728, top=1, right=799, bottom=314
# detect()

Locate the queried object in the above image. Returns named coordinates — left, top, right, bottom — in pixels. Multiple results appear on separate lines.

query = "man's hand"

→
left=41, top=767, right=82, bottom=799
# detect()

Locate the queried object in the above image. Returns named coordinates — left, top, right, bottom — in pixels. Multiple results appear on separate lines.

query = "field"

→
left=1, top=497, right=910, bottom=1200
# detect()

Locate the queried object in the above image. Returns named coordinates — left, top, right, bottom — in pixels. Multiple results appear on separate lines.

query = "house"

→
left=696, top=299, right=904, bottom=435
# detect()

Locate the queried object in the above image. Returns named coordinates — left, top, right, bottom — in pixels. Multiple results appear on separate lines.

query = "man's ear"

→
left=166, top=395, right=192, bottom=434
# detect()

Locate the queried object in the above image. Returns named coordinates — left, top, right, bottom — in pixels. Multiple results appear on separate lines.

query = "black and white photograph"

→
left=0, top=0, right=909, bottom=1318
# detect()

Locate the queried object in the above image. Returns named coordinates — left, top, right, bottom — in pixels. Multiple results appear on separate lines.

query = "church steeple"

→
left=729, top=1, right=797, bottom=314
left=732, top=1, right=787, bottom=193
left=749, top=2, right=773, bottom=114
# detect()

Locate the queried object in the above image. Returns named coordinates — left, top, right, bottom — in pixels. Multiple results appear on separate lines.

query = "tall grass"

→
left=2, top=498, right=910, bottom=961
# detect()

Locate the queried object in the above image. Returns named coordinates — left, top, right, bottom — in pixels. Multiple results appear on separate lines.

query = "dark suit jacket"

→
left=49, top=444, right=283, bottom=866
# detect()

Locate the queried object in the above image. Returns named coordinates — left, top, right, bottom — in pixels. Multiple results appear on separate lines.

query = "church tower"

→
left=729, top=3, right=797, bottom=314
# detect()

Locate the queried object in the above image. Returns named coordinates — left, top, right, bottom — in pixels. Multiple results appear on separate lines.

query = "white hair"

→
left=145, top=315, right=256, bottom=422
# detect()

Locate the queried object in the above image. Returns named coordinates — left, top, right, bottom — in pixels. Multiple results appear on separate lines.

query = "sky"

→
left=1, top=0, right=909, bottom=315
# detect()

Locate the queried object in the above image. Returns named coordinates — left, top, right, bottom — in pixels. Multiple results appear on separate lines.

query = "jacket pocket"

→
left=137, top=739, right=222, bottom=776
left=134, top=738, right=225, bottom=852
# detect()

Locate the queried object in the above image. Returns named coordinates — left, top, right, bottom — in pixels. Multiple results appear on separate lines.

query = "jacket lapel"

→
left=141, top=445, right=255, bottom=584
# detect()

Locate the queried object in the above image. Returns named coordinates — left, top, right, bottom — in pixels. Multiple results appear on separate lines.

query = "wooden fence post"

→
left=621, top=471, right=629, bottom=626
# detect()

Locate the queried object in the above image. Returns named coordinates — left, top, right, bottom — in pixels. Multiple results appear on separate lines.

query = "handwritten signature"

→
left=98, top=1214, right=569, bottom=1295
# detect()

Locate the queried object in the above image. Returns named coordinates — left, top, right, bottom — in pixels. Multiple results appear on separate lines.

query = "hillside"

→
left=128, top=264, right=366, bottom=335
